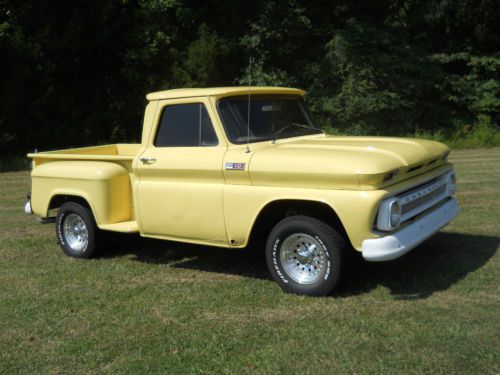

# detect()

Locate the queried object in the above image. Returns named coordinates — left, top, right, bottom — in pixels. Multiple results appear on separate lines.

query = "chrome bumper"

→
left=24, top=192, right=33, bottom=215
left=24, top=192, right=32, bottom=215
left=24, top=200, right=33, bottom=215
left=362, top=198, right=460, bottom=262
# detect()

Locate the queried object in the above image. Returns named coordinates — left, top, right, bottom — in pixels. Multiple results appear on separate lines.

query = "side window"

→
left=154, top=103, right=218, bottom=147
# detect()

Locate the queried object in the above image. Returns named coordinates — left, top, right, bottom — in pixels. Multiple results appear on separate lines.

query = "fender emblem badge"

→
left=225, top=162, right=245, bottom=171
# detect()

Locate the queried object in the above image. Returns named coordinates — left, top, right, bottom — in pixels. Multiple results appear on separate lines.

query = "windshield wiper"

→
left=272, top=123, right=323, bottom=143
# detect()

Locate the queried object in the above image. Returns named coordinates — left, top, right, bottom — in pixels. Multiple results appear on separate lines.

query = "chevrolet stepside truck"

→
left=25, top=87, right=460, bottom=295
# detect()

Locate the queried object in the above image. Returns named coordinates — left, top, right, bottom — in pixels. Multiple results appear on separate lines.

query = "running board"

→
left=99, top=221, right=140, bottom=233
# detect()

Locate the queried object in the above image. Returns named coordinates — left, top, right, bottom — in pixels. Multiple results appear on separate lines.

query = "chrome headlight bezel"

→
left=377, top=197, right=401, bottom=231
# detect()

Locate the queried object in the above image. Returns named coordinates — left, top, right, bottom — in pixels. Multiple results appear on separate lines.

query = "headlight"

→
left=377, top=197, right=401, bottom=231
left=390, top=200, right=401, bottom=227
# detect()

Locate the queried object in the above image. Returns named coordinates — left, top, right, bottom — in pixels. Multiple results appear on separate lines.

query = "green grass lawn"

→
left=1, top=149, right=499, bottom=374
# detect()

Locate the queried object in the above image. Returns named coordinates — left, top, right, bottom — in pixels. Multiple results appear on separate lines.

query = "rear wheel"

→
left=266, top=216, right=345, bottom=296
left=56, top=202, right=100, bottom=258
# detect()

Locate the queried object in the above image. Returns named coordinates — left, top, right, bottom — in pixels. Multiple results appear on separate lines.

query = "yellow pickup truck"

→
left=25, top=87, right=459, bottom=295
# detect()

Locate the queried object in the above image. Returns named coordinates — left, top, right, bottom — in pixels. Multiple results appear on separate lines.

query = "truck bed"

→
left=27, top=144, right=141, bottom=232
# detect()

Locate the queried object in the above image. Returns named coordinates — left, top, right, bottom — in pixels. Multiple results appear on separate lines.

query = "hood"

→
left=249, top=135, right=449, bottom=190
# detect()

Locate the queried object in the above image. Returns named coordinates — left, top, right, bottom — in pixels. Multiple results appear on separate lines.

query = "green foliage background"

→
left=1, top=0, right=499, bottom=157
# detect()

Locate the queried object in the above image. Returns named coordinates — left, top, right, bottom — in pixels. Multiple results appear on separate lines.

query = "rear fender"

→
left=31, top=161, right=131, bottom=225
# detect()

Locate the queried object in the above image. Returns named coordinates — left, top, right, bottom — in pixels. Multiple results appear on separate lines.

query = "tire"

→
left=265, top=215, right=345, bottom=296
left=56, top=202, right=100, bottom=258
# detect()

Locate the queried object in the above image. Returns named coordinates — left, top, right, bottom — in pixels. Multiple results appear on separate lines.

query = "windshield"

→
left=218, top=95, right=323, bottom=144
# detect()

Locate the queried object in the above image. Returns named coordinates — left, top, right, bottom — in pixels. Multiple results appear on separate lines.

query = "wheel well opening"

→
left=248, top=200, right=349, bottom=250
left=48, top=195, right=90, bottom=215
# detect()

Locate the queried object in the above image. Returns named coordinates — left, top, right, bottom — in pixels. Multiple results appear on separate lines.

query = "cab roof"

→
left=146, top=86, right=305, bottom=101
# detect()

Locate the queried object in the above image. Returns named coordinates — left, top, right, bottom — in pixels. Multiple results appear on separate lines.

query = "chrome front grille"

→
left=401, top=184, right=446, bottom=214
left=376, top=170, right=455, bottom=231
left=398, top=172, right=452, bottom=221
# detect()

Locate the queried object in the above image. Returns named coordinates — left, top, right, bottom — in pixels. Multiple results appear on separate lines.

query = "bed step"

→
left=99, top=221, right=139, bottom=233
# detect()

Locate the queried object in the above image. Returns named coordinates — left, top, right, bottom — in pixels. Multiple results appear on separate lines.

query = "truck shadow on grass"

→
left=100, top=231, right=498, bottom=299
left=100, top=234, right=272, bottom=280
left=338, top=231, right=499, bottom=299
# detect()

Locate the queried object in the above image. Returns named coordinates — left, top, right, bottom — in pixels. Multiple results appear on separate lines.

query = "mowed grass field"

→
left=1, top=149, right=499, bottom=374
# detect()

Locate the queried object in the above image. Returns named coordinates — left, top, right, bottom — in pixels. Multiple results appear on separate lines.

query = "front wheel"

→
left=56, top=202, right=100, bottom=258
left=266, top=216, right=345, bottom=296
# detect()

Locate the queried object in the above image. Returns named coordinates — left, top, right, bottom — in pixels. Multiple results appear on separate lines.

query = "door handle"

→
left=140, top=157, right=156, bottom=165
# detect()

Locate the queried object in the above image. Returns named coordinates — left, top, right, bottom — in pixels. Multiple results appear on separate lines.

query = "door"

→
left=135, top=97, right=228, bottom=245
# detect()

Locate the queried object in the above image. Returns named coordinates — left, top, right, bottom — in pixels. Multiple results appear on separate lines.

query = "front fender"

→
left=223, top=185, right=385, bottom=250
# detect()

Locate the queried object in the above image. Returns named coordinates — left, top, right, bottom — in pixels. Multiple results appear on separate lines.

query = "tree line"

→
left=1, top=0, right=499, bottom=157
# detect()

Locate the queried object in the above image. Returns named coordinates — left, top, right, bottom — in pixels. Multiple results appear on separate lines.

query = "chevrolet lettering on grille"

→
left=398, top=173, right=452, bottom=220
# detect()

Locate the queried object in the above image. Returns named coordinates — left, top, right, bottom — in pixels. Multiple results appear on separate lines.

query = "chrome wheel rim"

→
left=63, top=213, right=88, bottom=252
left=280, top=233, right=327, bottom=284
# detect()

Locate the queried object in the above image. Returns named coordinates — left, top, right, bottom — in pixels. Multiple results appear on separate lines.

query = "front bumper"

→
left=361, top=198, right=460, bottom=262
